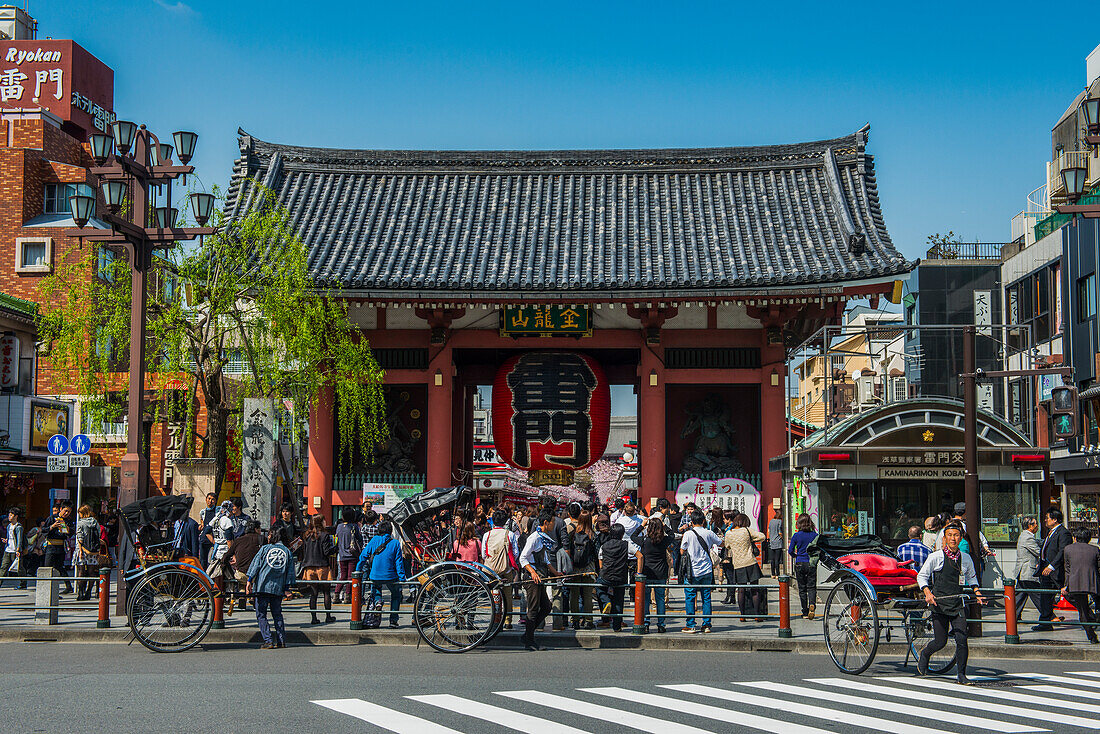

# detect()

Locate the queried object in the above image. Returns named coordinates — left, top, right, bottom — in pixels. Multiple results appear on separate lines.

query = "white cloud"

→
left=154, top=0, right=195, bottom=15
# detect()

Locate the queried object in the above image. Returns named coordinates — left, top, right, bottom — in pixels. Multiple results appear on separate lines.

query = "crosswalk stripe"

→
left=1023, top=684, right=1100, bottom=700
left=662, top=683, right=960, bottom=734
left=807, top=677, right=1093, bottom=729
left=879, top=676, right=1100, bottom=714
left=409, top=693, right=592, bottom=734
left=495, top=690, right=715, bottom=734
left=1064, top=671, right=1100, bottom=678
left=1006, top=672, right=1100, bottom=690
left=582, top=686, right=839, bottom=734
left=312, top=698, right=462, bottom=734
left=736, top=681, right=1043, bottom=733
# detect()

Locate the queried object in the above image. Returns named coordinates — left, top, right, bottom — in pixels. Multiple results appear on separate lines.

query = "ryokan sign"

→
left=0, top=40, right=114, bottom=136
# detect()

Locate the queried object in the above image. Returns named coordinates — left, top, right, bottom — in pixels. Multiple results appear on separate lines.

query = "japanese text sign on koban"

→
left=240, top=398, right=277, bottom=526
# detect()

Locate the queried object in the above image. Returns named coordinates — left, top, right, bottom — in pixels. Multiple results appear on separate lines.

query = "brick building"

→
left=0, top=16, right=178, bottom=519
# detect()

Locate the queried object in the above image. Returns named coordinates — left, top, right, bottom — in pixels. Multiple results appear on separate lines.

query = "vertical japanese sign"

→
left=0, top=333, right=19, bottom=389
left=240, top=398, right=277, bottom=526
left=973, top=290, right=992, bottom=336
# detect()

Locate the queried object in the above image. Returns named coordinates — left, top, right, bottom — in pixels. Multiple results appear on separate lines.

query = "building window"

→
left=97, top=247, right=117, bottom=283
left=1078, top=274, right=1097, bottom=322
left=831, top=354, right=845, bottom=371
left=44, top=183, right=78, bottom=214
left=14, top=237, right=52, bottom=273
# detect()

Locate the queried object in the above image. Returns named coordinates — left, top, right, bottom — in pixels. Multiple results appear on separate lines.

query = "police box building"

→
left=225, top=126, right=914, bottom=525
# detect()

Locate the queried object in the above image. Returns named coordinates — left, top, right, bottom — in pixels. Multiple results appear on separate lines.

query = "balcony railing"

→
left=924, top=242, right=1006, bottom=261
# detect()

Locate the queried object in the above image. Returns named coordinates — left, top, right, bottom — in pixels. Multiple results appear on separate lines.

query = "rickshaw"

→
left=811, top=534, right=959, bottom=676
left=388, top=485, right=506, bottom=653
left=119, top=495, right=218, bottom=653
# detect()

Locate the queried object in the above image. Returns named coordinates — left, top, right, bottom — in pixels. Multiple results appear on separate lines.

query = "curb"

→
left=5, top=626, right=1100, bottom=660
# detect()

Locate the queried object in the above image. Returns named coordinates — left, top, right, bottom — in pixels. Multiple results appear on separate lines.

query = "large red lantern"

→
left=492, top=352, right=611, bottom=486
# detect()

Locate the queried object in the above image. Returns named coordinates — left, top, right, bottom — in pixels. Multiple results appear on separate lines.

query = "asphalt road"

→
left=3, top=642, right=1099, bottom=734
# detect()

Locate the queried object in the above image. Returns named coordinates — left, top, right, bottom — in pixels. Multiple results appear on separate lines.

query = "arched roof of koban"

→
left=225, top=126, right=915, bottom=295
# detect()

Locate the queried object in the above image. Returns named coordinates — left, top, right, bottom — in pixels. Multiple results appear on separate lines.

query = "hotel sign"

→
left=500, top=306, right=591, bottom=337
left=0, top=40, right=114, bottom=135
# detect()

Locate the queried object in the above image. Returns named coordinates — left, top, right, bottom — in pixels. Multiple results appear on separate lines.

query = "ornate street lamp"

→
left=65, top=123, right=215, bottom=509
left=1061, top=165, right=1089, bottom=200
left=189, top=192, right=215, bottom=226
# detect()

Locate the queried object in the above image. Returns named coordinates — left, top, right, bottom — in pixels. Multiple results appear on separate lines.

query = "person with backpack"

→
left=724, top=512, right=767, bottom=621
left=568, top=510, right=597, bottom=629
left=334, top=508, right=363, bottom=604
left=482, top=509, right=519, bottom=630
left=680, top=509, right=722, bottom=633
left=518, top=511, right=560, bottom=650
left=246, top=532, right=297, bottom=649
left=356, top=520, right=406, bottom=628
left=73, top=505, right=103, bottom=601
left=595, top=524, right=630, bottom=631
left=300, top=515, right=337, bottom=624
left=633, top=516, right=675, bottom=632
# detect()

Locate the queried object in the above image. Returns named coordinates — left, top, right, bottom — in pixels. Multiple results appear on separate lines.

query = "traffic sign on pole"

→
left=70, top=434, right=92, bottom=455
left=47, top=434, right=69, bottom=456
left=69, top=455, right=91, bottom=468
left=47, top=455, right=69, bottom=472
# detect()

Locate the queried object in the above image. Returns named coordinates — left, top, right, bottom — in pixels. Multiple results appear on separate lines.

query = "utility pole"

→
left=961, top=326, right=981, bottom=636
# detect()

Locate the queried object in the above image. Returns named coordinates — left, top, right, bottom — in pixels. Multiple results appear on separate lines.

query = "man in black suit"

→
left=1034, top=507, right=1072, bottom=632
left=198, top=492, right=218, bottom=568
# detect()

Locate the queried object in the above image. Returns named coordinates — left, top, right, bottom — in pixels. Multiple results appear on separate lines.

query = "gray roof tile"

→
left=226, top=126, right=914, bottom=295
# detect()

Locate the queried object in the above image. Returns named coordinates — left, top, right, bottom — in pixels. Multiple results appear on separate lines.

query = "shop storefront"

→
left=773, top=398, right=1049, bottom=582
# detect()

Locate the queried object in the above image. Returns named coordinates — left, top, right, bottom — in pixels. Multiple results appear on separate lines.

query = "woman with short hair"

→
left=300, top=515, right=337, bottom=624
left=788, top=514, right=819, bottom=619
left=633, top=516, right=675, bottom=632
left=723, top=513, right=767, bottom=621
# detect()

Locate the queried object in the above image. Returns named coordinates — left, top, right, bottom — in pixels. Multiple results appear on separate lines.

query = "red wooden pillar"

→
left=760, top=342, right=787, bottom=518
left=427, top=345, right=454, bottom=490
left=308, top=383, right=335, bottom=520
left=638, top=346, right=666, bottom=507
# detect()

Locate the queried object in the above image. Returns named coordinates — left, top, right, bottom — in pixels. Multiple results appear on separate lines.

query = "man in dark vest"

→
left=916, top=521, right=985, bottom=684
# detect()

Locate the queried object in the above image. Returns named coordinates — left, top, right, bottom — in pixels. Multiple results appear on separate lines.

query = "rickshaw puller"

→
left=916, top=521, right=985, bottom=684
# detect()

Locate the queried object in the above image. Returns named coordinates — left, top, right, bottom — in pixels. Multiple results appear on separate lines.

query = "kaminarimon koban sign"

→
left=492, top=352, right=610, bottom=486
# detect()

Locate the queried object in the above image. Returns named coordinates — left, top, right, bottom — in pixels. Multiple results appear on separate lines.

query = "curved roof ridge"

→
left=236, top=127, right=868, bottom=168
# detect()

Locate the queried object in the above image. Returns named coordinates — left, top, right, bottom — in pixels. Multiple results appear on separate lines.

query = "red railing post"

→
left=212, top=575, right=225, bottom=629
left=1004, top=578, right=1019, bottom=644
left=778, top=575, right=792, bottom=638
left=350, top=571, right=363, bottom=630
left=97, top=567, right=111, bottom=628
left=633, top=574, right=647, bottom=634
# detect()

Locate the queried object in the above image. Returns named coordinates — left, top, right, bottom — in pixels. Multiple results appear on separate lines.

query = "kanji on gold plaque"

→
left=500, top=306, right=591, bottom=336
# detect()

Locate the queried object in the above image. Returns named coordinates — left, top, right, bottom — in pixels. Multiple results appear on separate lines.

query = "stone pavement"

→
left=1, top=580, right=1098, bottom=660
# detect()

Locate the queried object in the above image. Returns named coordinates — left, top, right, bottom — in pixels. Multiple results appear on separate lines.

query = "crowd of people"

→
left=0, top=502, right=120, bottom=597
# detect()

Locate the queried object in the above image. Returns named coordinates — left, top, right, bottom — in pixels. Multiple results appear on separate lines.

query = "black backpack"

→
left=572, top=530, right=593, bottom=567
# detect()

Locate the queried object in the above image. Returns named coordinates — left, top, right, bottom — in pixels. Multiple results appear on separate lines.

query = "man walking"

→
left=519, top=511, right=559, bottom=650
left=43, top=502, right=73, bottom=594
left=917, top=522, right=985, bottom=684
left=1013, top=516, right=1041, bottom=620
left=680, top=509, right=722, bottom=633
left=1034, top=508, right=1071, bottom=632
left=1061, top=526, right=1100, bottom=644
left=246, top=531, right=297, bottom=649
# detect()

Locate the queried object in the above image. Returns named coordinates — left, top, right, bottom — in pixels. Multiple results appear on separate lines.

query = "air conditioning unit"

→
left=1020, top=469, right=1045, bottom=483
left=811, top=468, right=838, bottom=481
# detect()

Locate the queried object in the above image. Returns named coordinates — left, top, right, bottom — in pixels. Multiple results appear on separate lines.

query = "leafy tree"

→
left=37, top=183, right=386, bottom=506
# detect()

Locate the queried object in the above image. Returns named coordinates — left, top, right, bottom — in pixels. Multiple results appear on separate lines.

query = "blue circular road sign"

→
left=47, top=434, right=69, bottom=456
left=70, top=434, right=92, bottom=455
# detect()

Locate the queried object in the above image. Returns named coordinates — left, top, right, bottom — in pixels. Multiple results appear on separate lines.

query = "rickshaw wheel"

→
left=823, top=579, right=879, bottom=675
left=413, top=568, right=497, bottom=653
left=127, top=566, right=214, bottom=653
left=904, top=607, right=957, bottom=674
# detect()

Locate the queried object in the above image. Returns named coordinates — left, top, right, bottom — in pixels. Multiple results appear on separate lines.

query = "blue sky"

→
left=43, top=1, right=1097, bottom=256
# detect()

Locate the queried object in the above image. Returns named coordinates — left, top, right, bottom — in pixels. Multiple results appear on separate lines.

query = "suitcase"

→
left=366, top=596, right=383, bottom=629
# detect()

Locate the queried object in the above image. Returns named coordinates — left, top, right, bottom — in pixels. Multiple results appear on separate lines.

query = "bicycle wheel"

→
left=905, top=607, right=957, bottom=674
left=823, top=580, right=879, bottom=675
left=413, top=568, right=496, bottom=653
left=127, top=567, right=214, bottom=653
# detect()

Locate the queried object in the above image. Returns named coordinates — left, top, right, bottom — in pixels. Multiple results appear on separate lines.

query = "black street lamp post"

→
left=66, top=122, right=214, bottom=508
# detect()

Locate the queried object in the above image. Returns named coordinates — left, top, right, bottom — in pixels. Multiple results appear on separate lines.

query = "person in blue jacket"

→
left=246, top=534, right=297, bottom=649
left=355, top=520, right=407, bottom=628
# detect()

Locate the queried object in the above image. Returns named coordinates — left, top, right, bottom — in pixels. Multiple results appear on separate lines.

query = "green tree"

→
left=37, top=183, right=386, bottom=506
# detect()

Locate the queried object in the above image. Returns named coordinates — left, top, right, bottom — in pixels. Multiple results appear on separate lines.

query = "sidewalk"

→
left=2, top=582, right=1099, bottom=661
